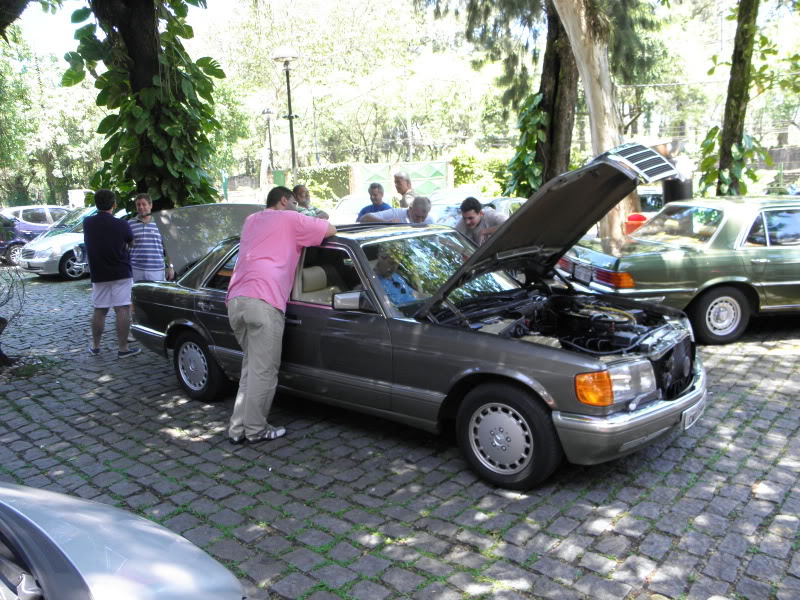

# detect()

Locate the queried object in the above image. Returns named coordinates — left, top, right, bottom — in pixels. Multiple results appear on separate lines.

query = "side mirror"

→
left=333, top=291, right=377, bottom=313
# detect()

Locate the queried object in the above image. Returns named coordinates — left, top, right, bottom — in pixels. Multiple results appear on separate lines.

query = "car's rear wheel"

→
left=689, top=286, right=750, bottom=344
left=456, top=382, right=563, bottom=489
left=58, top=251, right=85, bottom=280
left=5, top=244, right=23, bottom=266
left=173, top=331, right=225, bottom=401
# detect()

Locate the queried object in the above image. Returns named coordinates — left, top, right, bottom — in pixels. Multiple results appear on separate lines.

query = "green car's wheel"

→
left=689, top=286, right=750, bottom=344
left=456, top=382, right=563, bottom=489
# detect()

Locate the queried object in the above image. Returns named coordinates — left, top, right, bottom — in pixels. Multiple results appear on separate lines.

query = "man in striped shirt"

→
left=130, top=193, right=174, bottom=282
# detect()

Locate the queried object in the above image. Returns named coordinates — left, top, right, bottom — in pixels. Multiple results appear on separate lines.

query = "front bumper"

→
left=552, top=357, right=707, bottom=465
left=18, top=256, right=61, bottom=275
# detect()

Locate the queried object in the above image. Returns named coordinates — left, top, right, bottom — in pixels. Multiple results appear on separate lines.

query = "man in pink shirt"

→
left=226, top=186, right=336, bottom=444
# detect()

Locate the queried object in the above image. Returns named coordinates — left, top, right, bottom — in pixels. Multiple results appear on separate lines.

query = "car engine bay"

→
left=434, top=289, right=695, bottom=399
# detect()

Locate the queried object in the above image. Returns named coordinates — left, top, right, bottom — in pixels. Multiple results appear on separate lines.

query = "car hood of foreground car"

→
left=152, top=202, right=265, bottom=274
left=416, top=143, right=680, bottom=318
left=0, top=482, right=243, bottom=600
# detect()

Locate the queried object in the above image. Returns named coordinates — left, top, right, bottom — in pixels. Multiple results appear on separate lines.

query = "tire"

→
left=58, top=251, right=85, bottom=280
left=688, top=286, right=750, bottom=344
left=173, top=331, right=226, bottom=401
left=456, top=382, right=563, bottom=489
left=5, top=244, right=23, bottom=266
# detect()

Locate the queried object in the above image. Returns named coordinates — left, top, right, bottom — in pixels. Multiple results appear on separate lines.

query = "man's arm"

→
left=324, top=223, right=337, bottom=238
left=358, top=209, right=397, bottom=223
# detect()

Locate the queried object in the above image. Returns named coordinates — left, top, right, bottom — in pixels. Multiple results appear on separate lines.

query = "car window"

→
left=362, top=231, right=517, bottom=316
left=765, top=209, right=800, bottom=246
left=205, top=251, right=238, bottom=291
left=48, top=208, right=69, bottom=222
left=293, top=247, right=363, bottom=305
left=21, top=208, right=49, bottom=224
left=744, top=214, right=766, bottom=246
left=640, top=193, right=663, bottom=212
left=633, top=205, right=723, bottom=246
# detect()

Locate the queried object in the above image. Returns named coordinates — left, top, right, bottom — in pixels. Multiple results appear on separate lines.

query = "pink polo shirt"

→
left=227, top=209, right=329, bottom=312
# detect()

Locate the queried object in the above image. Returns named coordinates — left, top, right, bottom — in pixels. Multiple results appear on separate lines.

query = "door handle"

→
left=750, top=258, right=770, bottom=264
left=285, top=317, right=302, bottom=325
left=197, top=301, right=211, bottom=311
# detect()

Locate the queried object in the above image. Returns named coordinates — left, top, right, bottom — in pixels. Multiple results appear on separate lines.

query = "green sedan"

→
left=557, top=196, right=800, bottom=344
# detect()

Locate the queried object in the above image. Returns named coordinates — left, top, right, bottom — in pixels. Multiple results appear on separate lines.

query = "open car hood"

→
left=153, top=203, right=264, bottom=274
left=417, top=143, right=679, bottom=318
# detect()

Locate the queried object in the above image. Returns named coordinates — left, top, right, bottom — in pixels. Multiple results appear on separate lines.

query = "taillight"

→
left=592, top=268, right=635, bottom=288
left=557, top=257, right=572, bottom=272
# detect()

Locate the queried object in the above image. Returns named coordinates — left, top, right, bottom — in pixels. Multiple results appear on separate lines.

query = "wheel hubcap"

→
left=65, top=256, right=83, bottom=278
left=468, top=402, right=532, bottom=475
left=8, top=246, right=21, bottom=264
left=705, top=296, right=740, bottom=336
left=178, top=342, right=208, bottom=391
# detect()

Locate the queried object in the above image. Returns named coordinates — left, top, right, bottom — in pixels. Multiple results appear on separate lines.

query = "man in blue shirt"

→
left=374, top=249, right=417, bottom=305
left=83, top=189, right=140, bottom=358
left=357, top=183, right=392, bottom=220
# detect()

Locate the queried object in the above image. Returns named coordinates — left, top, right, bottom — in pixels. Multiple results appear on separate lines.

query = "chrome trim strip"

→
left=759, top=304, right=800, bottom=311
left=131, top=324, right=166, bottom=338
left=390, top=383, right=445, bottom=404
left=210, top=345, right=243, bottom=360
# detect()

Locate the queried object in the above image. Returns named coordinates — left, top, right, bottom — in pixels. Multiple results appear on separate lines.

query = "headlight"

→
left=575, top=359, right=657, bottom=407
left=34, top=248, right=55, bottom=258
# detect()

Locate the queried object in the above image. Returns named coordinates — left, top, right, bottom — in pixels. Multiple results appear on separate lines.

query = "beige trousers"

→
left=228, top=296, right=285, bottom=437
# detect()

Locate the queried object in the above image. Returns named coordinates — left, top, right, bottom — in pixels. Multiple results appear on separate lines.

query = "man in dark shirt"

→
left=83, top=189, right=140, bottom=358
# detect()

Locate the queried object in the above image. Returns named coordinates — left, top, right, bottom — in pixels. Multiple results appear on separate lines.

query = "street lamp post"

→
left=262, top=107, right=275, bottom=171
left=272, top=46, right=299, bottom=183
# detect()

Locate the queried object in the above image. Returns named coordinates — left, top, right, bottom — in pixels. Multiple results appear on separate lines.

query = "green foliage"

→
left=61, top=1, right=225, bottom=209
left=504, top=93, right=547, bottom=198
left=696, top=126, right=772, bottom=196
left=296, top=165, right=350, bottom=205
left=450, top=146, right=511, bottom=196
left=0, top=28, right=34, bottom=178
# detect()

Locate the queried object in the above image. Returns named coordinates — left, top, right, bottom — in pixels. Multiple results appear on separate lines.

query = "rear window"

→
left=632, top=205, right=723, bottom=246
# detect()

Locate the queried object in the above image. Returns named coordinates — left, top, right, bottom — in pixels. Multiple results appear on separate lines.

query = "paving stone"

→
left=611, top=555, right=657, bottom=587
left=313, top=563, right=357, bottom=587
left=348, top=580, right=392, bottom=600
left=746, top=553, right=786, bottom=581
left=381, top=566, right=426, bottom=593
left=579, top=552, right=616, bottom=575
left=282, top=548, right=326, bottom=571
left=270, top=572, right=316, bottom=599
left=349, top=554, right=391, bottom=577
left=573, top=573, right=632, bottom=600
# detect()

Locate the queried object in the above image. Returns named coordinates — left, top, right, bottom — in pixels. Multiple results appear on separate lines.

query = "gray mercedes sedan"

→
left=131, top=144, right=707, bottom=489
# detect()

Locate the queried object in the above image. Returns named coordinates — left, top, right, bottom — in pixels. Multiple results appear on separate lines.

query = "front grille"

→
left=653, top=337, right=694, bottom=399
left=21, top=249, right=35, bottom=260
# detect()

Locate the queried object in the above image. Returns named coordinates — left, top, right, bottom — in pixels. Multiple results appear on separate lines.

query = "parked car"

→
left=329, top=194, right=370, bottom=224
left=0, top=481, right=243, bottom=600
left=18, top=206, right=96, bottom=280
left=0, top=205, right=70, bottom=265
left=557, top=196, right=800, bottom=344
left=131, top=144, right=706, bottom=489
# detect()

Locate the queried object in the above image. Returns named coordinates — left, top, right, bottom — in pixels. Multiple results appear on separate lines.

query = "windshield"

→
left=362, top=231, right=517, bottom=316
left=40, top=207, right=95, bottom=239
left=632, top=204, right=723, bottom=246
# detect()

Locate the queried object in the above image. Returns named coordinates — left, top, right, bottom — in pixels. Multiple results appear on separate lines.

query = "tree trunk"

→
left=0, top=0, right=31, bottom=39
left=717, top=0, right=760, bottom=196
left=551, top=0, right=632, bottom=246
left=536, top=1, right=579, bottom=183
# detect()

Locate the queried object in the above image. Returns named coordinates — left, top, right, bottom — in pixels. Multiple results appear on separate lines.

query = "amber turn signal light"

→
left=592, top=268, right=635, bottom=289
left=575, top=371, right=614, bottom=406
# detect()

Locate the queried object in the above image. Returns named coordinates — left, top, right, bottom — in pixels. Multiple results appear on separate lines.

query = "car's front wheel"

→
left=689, top=286, right=750, bottom=344
left=456, top=382, right=563, bottom=489
left=5, top=244, right=23, bottom=266
left=58, top=251, right=85, bottom=280
left=173, top=331, right=226, bottom=401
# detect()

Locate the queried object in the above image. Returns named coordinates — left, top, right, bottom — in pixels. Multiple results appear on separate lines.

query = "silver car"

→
left=0, top=482, right=243, bottom=599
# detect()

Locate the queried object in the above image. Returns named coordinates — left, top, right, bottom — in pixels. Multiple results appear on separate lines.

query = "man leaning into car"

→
left=357, top=196, right=433, bottom=224
left=225, top=185, right=336, bottom=445
left=455, top=197, right=507, bottom=246
left=83, top=189, right=140, bottom=359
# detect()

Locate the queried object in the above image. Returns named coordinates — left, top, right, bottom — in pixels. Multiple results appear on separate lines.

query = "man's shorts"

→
left=92, top=278, right=133, bottom=308
left=132, top=266, right=165, bottom=282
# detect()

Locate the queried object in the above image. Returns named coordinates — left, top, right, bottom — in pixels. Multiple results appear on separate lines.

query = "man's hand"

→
left=166, top=266, right=175, bottom=281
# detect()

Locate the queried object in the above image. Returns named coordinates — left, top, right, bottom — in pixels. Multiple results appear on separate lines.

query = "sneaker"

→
left=246, top=425, right=286, bottom=443
left=118, top=347, right=141, bottom=359
left=88, top=347, right=100, bottom=356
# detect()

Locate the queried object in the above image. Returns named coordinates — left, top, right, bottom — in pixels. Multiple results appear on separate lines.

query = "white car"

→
left=329, top=194, right=371, bottom=224
left=18, top=206, right=96, bottom=279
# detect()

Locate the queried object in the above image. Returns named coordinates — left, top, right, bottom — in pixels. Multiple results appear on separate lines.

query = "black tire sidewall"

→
left=456, top=383, right=562, bottom=489
left=690, top=286, right=750, bottom=344
left=173, top=331, right=223, bottom=401
left=59, top=251, right=83, bottom=280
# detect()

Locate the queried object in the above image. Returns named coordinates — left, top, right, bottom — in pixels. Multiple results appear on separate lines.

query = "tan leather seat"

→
left=300, top=266, right=341, bottom=305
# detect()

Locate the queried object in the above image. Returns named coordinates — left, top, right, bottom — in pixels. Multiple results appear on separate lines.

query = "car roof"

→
left=667, top=196, right=800, bottom=209
left=330, top=223, right=454, bottom=243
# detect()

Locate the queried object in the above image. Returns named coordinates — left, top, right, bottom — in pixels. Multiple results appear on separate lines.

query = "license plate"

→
left=682, top=396, right=705, bottom=431
left=573, top=262, right=592, bottom=283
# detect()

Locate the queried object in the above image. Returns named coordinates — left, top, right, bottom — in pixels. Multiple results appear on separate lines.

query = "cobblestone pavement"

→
left=2, top=271, right=799, bottom=600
